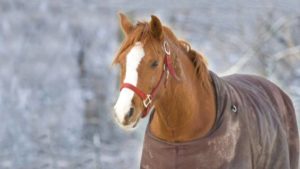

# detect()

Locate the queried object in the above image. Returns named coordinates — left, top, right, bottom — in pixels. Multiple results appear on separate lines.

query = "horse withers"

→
left=112, top=13, right=299, bottom=169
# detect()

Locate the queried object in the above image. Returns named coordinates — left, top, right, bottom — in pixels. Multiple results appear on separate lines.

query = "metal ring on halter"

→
left=163, top=41, right=171, bottom=55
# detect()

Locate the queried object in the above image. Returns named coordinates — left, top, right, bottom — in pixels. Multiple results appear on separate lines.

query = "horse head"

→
left=113, top=13, right=180, bottom=129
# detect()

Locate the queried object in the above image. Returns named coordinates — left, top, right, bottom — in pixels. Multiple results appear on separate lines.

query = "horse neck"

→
left=149, top=47, right=216, bottom=142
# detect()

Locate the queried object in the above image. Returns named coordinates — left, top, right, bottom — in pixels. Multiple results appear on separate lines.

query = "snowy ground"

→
left=0, top=0, right=299, bottom=169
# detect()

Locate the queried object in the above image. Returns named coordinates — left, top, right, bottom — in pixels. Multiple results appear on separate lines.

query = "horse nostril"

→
left=127, top=107, right=134, bottom=118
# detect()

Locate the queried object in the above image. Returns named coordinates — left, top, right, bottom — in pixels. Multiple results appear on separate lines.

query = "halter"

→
left=120, top=40, right=179, bottom=118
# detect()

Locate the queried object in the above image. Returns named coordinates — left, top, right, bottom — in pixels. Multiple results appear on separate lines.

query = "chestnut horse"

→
left=113, top=14, right=299, bottom=169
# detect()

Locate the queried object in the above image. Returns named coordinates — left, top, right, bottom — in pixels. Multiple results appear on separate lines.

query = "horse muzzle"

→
left=113, top=105, right=140, bottom=129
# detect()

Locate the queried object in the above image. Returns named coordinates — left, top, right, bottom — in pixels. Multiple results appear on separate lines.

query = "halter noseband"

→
left=120, top=40, right=179, bottom=118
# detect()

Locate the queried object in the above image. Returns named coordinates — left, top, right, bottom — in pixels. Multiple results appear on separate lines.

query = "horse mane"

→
left=161, top=27, right=209, bottom=84
left=178, top=40, right=209, bottom=79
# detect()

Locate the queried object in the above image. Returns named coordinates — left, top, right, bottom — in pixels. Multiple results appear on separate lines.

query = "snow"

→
left=0, top=0, right=299, bottom=168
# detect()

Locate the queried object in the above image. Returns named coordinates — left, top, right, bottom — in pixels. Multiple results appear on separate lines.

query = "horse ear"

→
left=150, top=15, right=163, bottom=39
left=119, top=13, right=134, bottom=35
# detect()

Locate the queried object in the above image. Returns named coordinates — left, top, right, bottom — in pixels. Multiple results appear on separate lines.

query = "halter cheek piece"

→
left=120, top=40, right=179, bottom=118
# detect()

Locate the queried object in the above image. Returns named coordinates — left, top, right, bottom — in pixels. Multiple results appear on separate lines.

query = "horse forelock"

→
left=113, top=22, right=150, bottom=64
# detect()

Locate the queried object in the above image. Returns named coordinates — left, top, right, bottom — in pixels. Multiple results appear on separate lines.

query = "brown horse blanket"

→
left=140, top=72, right=299, bottom=169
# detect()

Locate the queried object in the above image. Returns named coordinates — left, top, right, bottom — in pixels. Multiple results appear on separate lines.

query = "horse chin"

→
left=121, top=120, right=140, bottom=131
left=116, top=116, right=141, bottom=131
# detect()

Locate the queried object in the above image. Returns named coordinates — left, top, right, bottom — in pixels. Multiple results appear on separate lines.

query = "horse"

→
left=112, top=13, right=299, bottom=169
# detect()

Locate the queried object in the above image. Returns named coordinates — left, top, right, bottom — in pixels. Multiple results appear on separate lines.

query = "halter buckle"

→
left=143, top=94, right=152, bottom=108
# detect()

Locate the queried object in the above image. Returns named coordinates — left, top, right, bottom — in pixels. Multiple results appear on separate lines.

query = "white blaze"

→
left=114, top=42, right=144, bottom=124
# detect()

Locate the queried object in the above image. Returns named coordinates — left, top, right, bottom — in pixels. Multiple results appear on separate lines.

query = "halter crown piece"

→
left=120, top=40, right=179, bottom=118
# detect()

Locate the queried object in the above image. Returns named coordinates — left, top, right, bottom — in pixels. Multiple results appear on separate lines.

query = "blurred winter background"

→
left=0, top=0, right=299, bottom=169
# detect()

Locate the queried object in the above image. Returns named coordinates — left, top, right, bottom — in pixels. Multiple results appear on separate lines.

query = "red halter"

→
left=120, top=41, right=179, bottom=118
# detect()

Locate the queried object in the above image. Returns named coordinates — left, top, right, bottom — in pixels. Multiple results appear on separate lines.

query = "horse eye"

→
left=150, top=60, right=159, bottom=68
